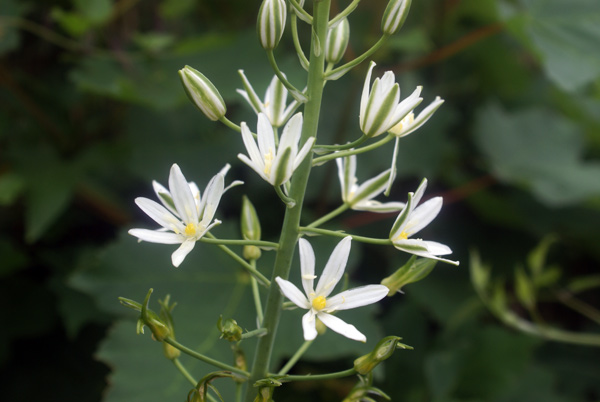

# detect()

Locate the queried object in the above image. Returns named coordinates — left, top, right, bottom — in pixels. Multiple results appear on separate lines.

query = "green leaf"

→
left=474, top=103, right=600, bottom=206
left=0, top=172, right=25, bottom=205
left=505, top=0, right=600, bottom=91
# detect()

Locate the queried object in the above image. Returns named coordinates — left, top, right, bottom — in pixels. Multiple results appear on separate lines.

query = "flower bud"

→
left=257, top=0, right=287, bottom=50
left=241, top=195, right=261, bottom=241
left=381, top=256, right=437, bottom=296
left=141, top=289, right=171, bottom=341
left=217, top=316, right=243, bottom=342
left=162, top=342, right=181, bottom=360
left=243, top=245, right=262, bottom=261
left=179, top=65, right=226, bottom=121
left=381, top=0, right=412, bottom=35
left=353, top=336, right=411, bottom=374
left=325, top=18, right=350, bottom=64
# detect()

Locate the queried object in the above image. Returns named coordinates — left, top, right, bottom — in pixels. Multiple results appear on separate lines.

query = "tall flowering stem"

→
left=244, top=1, right=331, bottom=400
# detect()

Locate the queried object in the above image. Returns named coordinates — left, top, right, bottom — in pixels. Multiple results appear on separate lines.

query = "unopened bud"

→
left=353, top=336, right=411, bottom=374
left=241, top=195, right=262, bottom=241
left=381, top=256, right=437, bottom=296
left=243, top=245, right=262, bottom=261
left=179, top=65, right=226, bottom=121
left=257, top=0, right=287, bottom=50
left=162, top=342, right=181, bottom=360
left=325, top=18, right=350, bottom=64
left=381, top=0, right=412, bottom=35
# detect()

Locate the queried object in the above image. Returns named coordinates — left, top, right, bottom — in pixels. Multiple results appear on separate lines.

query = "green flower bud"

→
left=179, top=65, right=226, bottom=121
left=217, top=316, right=243, bottom=342
left=257, top=0, right=287, bottom=50
left=381, top=256, right=437, bottom=295
left=241, top=195, right=262, bottom=241
left=353, top=336, right=412, bottom=375
left=141, top=289, right=171, bottom=341
left=243, top=245, right=262, bottom=261
left=381, top=0, right=412, bottom=35
left=162, top=342, right=181, bottom=360
left=325, top=18, right=350, bottom=64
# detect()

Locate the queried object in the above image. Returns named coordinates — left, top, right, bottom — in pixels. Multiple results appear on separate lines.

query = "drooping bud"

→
left=381, top=256, right=437, bottom=296
left=179, top=66, right=226, bottom=121
left=353, top=336, right=412, bottom=375
left=325, top=17, right=350, bottom=64
left=381, top=0, right=412, bottom=35
left=257, top=0, right=287, bottom=50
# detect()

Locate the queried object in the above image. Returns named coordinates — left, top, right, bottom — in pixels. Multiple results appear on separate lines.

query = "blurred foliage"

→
left=1, top=0, right=600, bottom=401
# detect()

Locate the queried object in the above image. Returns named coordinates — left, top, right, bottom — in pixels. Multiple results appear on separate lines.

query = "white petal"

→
left=353, top=200, right=405, bottom=213
left=199, top=173, right=225, bottom=227
left=389, top=86, right=423, bottom=126
left=315, top=236, right=352, bottom=297
left=302, top=310, right=318, bottom=341
left=298, top=238, right=316, bottom=297
left=171, top=239, right=196, bottom=267
left=317, top=312, right=366, bottom=342
left=275, top=277, right=310, bottom=309
left=238, top=154, right=269, bottom=182
left=128, top=229, right=183, bottom=244
left=412, top=178, right=428, bottom=208
left=240, top=122, right=265, bottom=171
left=351, top=169, right=390, bottom=205
left=257, top=113, right=276, bottom=157
left=326, top=285, right=389, bottom=311
left=152, top=181, right=178, bottom=215
left=421, top=240, right=453, bottom=256
left=293, top=136, right=315, bottom=170
left=135, top=197, right=184, bottom=233
left=406, top=196, right=442, bottom=236
left=359, top=61, right=376, bottom=127
left=169, top=164, right=199, bottom=224
left=279, top=113, right=302, bottom=156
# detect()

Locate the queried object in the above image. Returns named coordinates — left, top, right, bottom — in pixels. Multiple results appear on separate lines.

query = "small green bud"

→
left=353, top=336, right=412, bottom=375
left=257, top=0, right=287, bottom=50
left=325, top=18, right=350, bottom=64
left=140, top=289, right=171, bottom=341
left=162, top=341, right=181, bottom=360
left=241, top=195, right=262, bottom=241
left=217, top=316, right=243, bottom=342
left=243, top=245, right=262, bottom=261
left=381, top=256, right=436, bottom=295
left=179, top=65, right=226, bottom=121
left=381, top=0, right=412, bottom=35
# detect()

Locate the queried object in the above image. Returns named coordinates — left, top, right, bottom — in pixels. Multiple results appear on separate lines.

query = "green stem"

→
left=205, top=233, right=271, bottom=287
left=300, top=226, right=391, bottom=245
left=313, top=134, right=394, bottom=166
left=289, top=0, right=313, bottom=24
left=173, top=358, right=197, bottom=386
left=555, top=289, right=600, bottom=326
left=275, top=185, right=297, bottom=208
left=291, top=14, right=310, bottom=71
left=328, top=0, right=361, bottom=28
left=200, top=237, right=279, bottom=249
left=236, top=383, right=243, bottom=402
left=244, top=2, right=331, bottom=401
left=163, top=337, right=250, bottom=377
left=267, top=50, right=308, bottom=103
left=277, top=340, right=313, bottom=375
left=315, top=134, right=368, bottom=152
left=242, top=328, right=268, bottom=339
left=281, top=368, right=357, bottom=382
left=250, top=261, right=264, bottom=325
left=326, top=35, right=389, bottom=81
left=306, top=204, right=349, bottom=228
left=220, top=116, right=241, bottom=132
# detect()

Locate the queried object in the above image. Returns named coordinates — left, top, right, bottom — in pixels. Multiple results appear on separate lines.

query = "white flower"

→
left=237, top=70, right=300, bottom=128
left=336, top=154, right=405, bottom=212
left=389, top=178, right=459, bottom=265
left=129, top=164, right=234, bottom=267
left=360, top=61, right=423, bottom=137
left=276, top=237, right=389, bottom=342
left=238, top=112, right=315, bottom=187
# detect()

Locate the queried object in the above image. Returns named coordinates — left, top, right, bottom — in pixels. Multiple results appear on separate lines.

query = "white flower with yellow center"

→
left=360, top=61, right=423, bottom=137
left=336, top=153, right=405, bottom=212
left=238, top=112, right=315, bottom=187
left=237, top=71, right=300, bottom=128
left=129, top=164, right=236, bottom=267
left=275, top=237, right=389, bottom=342
left=389, top=178, right=459, bottom=265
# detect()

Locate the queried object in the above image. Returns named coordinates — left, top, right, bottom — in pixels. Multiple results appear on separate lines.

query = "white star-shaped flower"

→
left=389, top=178, right=459, bottom=265
left=129, top=164, right=238, bottom=267
left=238, top=112, right=314, bottom=187
left=336, top=153, right=405, bottom=212
left=276, top=237, right=389, bottom=342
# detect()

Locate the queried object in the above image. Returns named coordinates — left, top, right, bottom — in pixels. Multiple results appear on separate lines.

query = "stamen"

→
left=311, top=296, right=327, bottom=311
left=395, top=231, right=408, bottom=241
left=263, top=149, right=274, bottom=175
left=184, top=223, right=197, bottom=236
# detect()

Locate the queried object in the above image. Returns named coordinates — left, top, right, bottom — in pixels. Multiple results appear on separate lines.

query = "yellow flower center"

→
left=395, top=231, right=408, bottom=241
left=311, top=296, right=327, bottom=311
left=263, top=149, right=274, bottom=175
left=184, top=223, right=197, bottom=236
left=389, top=113, right=415, bottom=135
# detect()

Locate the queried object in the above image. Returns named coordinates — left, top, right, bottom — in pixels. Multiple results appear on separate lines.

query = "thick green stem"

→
left=243, top=2, right=331, bottom=401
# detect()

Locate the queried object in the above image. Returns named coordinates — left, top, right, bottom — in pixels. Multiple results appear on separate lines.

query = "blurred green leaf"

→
left=474, top=103, right=600, bottom=206
left=0, top=172, right=25, bottom=205
left=505, top=0, right=600, bottom=91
